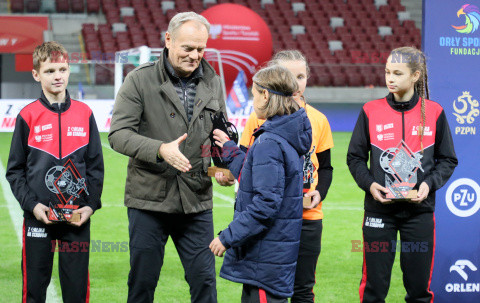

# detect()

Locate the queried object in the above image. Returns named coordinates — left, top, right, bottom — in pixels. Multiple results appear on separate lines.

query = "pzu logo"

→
left=446, top=178, right=480, bottom=217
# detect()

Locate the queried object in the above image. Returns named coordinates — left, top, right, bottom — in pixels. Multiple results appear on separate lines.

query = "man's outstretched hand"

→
left=159, top=133, right=192, bottom=172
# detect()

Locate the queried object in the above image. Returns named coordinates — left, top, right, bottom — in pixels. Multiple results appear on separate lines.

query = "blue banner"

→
left=423, top=1, right=480, bottom=301
left=226, top=70, right=250, bottom=114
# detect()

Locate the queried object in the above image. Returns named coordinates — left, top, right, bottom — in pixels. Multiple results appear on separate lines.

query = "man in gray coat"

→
left=108, top=12, right=232, bottom=303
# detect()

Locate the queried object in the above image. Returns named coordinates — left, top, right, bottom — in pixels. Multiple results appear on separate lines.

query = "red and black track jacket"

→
left=6, top=91, right=104, bottom=219
left=347, top=92, right=458, bottom=214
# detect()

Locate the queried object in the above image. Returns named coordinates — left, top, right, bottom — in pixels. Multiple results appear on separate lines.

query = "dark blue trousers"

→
left=127, top=208, right=217, bottom=303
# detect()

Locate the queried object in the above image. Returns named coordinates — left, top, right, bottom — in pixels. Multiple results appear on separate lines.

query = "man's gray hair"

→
left=167, top=12, right=210, bottom=37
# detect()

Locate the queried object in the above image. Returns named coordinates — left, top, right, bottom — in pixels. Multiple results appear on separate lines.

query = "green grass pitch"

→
left=0, top=132, right=406, bottom=302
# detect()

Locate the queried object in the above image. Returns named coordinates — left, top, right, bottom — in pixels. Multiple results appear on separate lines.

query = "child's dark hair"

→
left=390, top=46, right=429, bottom=152
left=33, top=41, right=69, bottom=71
left=252, top=65, right=300, bottom=118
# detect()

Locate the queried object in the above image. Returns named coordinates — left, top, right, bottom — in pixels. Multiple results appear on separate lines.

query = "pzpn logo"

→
left=453, top=91, right=479, bottom=135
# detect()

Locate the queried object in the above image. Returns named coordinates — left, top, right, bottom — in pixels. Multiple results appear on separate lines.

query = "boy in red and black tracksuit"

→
left=6, top=42, right=103, bottom=303
left=347, top=90, right=457, bottom=302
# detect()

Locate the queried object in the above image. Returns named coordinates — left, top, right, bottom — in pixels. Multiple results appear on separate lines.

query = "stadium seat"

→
left=378, top=26, right=393, bottom=37
left=291, top=25, right=306, bottom=36
left=317, top=73, right=333, bottom=87
left=26, top=0, right=40, bottom=12
left=117, top=0, right=131, bottom=8
left=116, top=31, right=130, bottom=41
left=374, top=0, right=388, bottom=9
left=292, top=2, right=305, bottom=15
left=98, top=24, right=112, bottom=35
left=330, top=17, right=344, bottom=30
left=10, top=0, right=24, bottom=12
left=323, top=31, right=339, bottom=41
left=347, top=74, right=364, bottom=87
left=112, top=23, right=128, bottom=33
left=397, top=11, right=411, bottom=22
left=328, top=41, right=343, bottom=53
left=335, top=50, right=351, bottom=64
left=203, top=0, right=217, bottom=7
left=331, top=72, right=347, bottom=86
left=120, top=7, right=134, bottom=16
left=363, top=73, right=377, bottom=87
left=106, top=12, right=121, bottom=24
left=71, top=0, right=85, bottom=13
left=86, top=0, right=100, bottom=13
left=56, top=0, right=69, bottom=13
left=162, top=1, right=175, bottom=13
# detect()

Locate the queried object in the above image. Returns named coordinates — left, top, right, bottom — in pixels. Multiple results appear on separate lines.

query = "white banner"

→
left=1, top=99, right=253, bottom=134
left=0, top=99, right=115, bottom=132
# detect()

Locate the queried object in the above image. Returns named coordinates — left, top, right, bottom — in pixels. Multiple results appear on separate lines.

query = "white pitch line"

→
left=101, top=142, right=112, bottom=150
left=0, top=162, right=60, bottom=303
left=213, top=191, right=235, bottom=205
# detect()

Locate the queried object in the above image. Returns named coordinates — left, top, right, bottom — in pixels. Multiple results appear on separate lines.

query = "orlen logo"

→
left=446, top=178, right=480, bottom=217
left=446, top=259, right=480, bottom=293
left=452, top=4, right=480, bottom=34
left=450, top=260, right=478, bottom=281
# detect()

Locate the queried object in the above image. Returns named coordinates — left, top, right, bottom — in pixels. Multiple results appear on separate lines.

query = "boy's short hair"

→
left=33, top=41, right=68, bottom=71
left=252, top=65, right=300, bottom=119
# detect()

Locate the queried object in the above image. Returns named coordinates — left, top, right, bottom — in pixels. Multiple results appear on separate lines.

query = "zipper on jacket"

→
left=58, top=110, right=62, bottom=159
left=402, top=112, right=405, bottom=141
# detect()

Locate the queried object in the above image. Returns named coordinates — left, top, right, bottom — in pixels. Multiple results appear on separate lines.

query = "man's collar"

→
left=163, top=48, right=204, bottom=82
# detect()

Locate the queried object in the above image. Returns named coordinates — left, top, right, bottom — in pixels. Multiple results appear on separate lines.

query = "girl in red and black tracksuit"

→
left=6, top=90, right=104, bottom=303
left=347, top=47, right=457, bottom=303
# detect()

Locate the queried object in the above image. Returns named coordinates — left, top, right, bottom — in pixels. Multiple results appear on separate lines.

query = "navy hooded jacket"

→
left=218, top=108, right=312, bottom=298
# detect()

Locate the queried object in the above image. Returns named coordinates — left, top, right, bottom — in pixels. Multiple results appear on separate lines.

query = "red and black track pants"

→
left=359, top=210, right=435, bottom=303
left=241, top=284, right=288, bottom=303
left=22, top=217, right=90, bottom=303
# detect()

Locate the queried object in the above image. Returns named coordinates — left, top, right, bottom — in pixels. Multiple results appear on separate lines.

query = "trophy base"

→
left=48, top=204, right=81, bottom=222
left=387, top=190, right=418, bottom=202
left=207, top=167, right=234, bottom=181
left=303, top=196, right=312, bottom=208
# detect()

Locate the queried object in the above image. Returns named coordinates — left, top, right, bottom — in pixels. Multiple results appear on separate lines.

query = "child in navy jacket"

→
left=209, top=65, right=312, bottom=302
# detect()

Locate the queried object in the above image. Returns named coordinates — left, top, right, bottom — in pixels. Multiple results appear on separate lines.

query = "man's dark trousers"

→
left=127, top=208, right=217, bottom=303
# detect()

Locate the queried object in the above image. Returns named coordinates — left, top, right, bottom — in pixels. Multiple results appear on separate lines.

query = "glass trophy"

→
left=46, top=159, right=88, bottom=222
left=379, top=140, right=424, bottom=201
